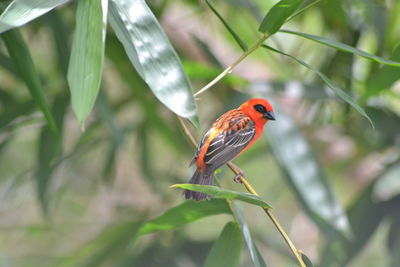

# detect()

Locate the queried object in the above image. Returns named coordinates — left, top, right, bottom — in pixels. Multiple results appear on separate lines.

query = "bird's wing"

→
left=190, top=128, right=212, bottom=166
left=203, top=116, right=256, bottom=170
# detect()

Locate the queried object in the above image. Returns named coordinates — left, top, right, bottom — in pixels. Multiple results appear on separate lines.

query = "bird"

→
left=184, top=98, right=275, bottom=201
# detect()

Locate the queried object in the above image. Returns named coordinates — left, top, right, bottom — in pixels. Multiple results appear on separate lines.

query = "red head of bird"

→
left=240, top=98, right=275, bottom=126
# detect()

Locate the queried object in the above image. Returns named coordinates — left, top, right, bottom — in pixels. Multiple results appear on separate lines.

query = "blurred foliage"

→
left=0, top=0, right=400, bottom=266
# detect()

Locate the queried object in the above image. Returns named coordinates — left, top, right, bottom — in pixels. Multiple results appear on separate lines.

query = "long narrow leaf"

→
left=0, top=0, right=69, bottom=34
left=171, top=184, right=272, bottom=208
left=232, top=202, right=267, bottom=267
left=366, top=45, right=400, bottom=98
left=67, top=0, right=107, bottom=128
left=300, top=252, right=314, bottom=267
left=0, top=52, right=18, bottom=76
left=262, top=45, right=373, bottom=127
left=204, top=222, right=243, bottom=267
left=280, top=29, right=400, bottom=66
left=258, top=0, right=303, bottom=35
left=1, top=28, right=59, bottom=136
left=139, top=198, right=231, bottom=235
left=36, top=93, right=68, bottom=214
left=205, top=0, right=247, bottom=51
left=108, top=0, right=199, bottom=126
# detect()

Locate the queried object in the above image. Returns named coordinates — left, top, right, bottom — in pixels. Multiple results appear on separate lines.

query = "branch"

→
left=193, top=34, right=270, bottom=97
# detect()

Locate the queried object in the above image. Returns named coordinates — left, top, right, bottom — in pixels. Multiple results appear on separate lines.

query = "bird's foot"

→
left=229, top=162, right=245, bottom=184
left=233, top=173, right=244, bottom=183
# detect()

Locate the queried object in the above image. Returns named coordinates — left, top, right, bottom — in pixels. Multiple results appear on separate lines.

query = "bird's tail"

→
left=184, top=170, right=214, bottom=201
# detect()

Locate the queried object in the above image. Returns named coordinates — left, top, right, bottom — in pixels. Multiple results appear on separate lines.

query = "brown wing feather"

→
left=203, top=110, right=255, bottom=170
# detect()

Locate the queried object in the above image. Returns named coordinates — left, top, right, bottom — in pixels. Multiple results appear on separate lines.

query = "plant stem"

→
left=194, top=34, right=270, bottom=97
left=178, top=118, right=306, bottom=267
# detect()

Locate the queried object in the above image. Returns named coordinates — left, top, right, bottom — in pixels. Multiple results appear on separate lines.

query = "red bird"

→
left=185, top=98, right=275, bottom=200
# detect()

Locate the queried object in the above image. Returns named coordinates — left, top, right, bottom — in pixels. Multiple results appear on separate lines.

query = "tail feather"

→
left=184, top=170, right=214, bottom=201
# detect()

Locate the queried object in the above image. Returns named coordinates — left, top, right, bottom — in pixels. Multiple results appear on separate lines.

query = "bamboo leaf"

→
left=171, top=184, right=272, bottom=208
left=280, top=29, right=400, bottom=66
left=300, top=252, right=314, bottom=267
left=205, top=0, right=247, bottom=51
left=258, top=0, right=303, bottom=35
left=67, top=0, right=107, bottom=128
left=108, top=0, right=199, bottom=126
left=262, top=45, right=373, bottom=127
left=0, top=0, right=69, bottom=34
left=232, top=202, right=267, bottom=267
left=36, top=93, right=68, bottom=214
left=139, top=198, right=231, bottom=235
left=204, top=222, right=243, bottom=267
left=96, top=90, right=125, bottom=182
left=366, top=45, right=400, bottom=98
left=1, top=28, right=59, bottom=136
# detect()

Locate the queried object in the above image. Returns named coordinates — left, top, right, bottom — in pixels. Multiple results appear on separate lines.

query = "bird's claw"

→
left=233, top=172, right=244, bottom=184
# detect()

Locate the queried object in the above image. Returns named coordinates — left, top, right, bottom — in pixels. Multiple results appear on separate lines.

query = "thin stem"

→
left=194, top=34, right=270, bottom=97
left=178, top=118, right=306, bottom=267
left=178, top=116, right=198, bottom=147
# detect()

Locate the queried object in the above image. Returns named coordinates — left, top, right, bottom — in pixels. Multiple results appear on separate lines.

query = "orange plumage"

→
left=185, top=98, right=275, bottom=200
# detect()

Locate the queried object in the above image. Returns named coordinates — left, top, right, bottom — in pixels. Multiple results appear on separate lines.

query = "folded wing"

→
left=204, top=116, right=255, bottom=171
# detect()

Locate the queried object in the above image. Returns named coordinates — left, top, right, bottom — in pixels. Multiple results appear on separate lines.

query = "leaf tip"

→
left=189, top=115, right=200, bottom=128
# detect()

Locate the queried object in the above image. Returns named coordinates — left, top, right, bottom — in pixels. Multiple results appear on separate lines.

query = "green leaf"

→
left=280, top=29, right=400, bottom=67
left=262, top=45, right=373, bottom=127
left=36, top=93, right=68, bottom=215
left=108, top=0, right=199, bottom=126
left=365, top=45, right=400, bottom=98
left=95, top=90, right=125, bottom=182
left=286, top=0, right=322, bottom=22
left=171, top=184, right=272, bottom=208
left=204, top=222, right=243, bottom=267
left=0, top=90, right=34, bottom=131
left=300, top=252, right=314, bottom=267
left=56, top=221, right=141, bottom=267
left=1, top=28, right=59, bottom=136
left=258, top=0, right=303, bottom=35
left=0, top=0, right=69, bottom=34
left=205, top=0, right=247, bottom=51
left=139, top=198, right=231, bottom=235
left=0, top=52, right=18, bottom=76
left=232, top=202, right=267, bottom=267
left=67, top=0, right=107, bottom=128
left=255, top=93, right=351, bottom=239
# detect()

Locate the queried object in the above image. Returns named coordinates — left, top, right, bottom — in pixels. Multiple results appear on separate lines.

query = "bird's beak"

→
left=263, top=110, right=276, bottom=120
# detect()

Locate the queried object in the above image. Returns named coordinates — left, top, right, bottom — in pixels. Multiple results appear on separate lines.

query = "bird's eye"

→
left=253, top=104, right=267, bottom=114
